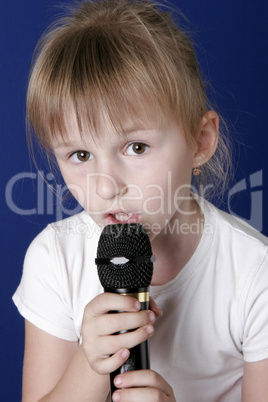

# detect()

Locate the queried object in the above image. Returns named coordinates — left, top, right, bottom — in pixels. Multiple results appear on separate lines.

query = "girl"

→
left=13, top=0, right=268, bottom=401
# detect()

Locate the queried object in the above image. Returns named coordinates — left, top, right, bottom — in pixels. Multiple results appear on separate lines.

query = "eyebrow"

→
left=53, top=141, right=82, bottom=150
left=121, top=124, right=154, bottom=134
left=52, top=126, right=155, bottom=150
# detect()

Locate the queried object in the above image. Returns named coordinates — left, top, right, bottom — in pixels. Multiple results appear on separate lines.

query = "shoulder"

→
left=203, top=198, right=268, bottom=258
left=199, top=197, right=268, bottom=292
left=215, top=205, right=267, bottom=245
left=17, top=212, right=102, bottom=337
left=24, top=211, right=101, bottom=280
left=49, top=210, right=101, bottom=239
left=14, top=211, right=102, bottom=341
left=28, top=211, right=101, bottom=254
left=201, top=199, right=268, bottom=357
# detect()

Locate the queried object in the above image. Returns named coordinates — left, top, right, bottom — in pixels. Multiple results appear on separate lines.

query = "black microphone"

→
left=95, top=223, right=155, bottom=397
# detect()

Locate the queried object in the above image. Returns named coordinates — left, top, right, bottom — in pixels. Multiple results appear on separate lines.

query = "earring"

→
left=193, top=165, right=201, bottom=176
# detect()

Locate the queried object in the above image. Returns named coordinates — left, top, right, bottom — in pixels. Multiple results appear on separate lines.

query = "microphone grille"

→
left=96, top=223, right=154, bottom=289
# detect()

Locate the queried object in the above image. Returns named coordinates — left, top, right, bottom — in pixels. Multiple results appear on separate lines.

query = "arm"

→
left=242, top=360, right=268, bottom=402
left=23, top=320, right=109, bottom=402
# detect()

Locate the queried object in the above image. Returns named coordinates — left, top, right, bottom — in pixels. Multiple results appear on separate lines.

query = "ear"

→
left=192, top=111, right=219, bottom=168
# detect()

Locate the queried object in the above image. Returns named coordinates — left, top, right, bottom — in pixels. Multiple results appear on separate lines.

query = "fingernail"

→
left=146, top=325, right=154, bottom=335
left=121, top=349, right=130, bottom=359
left=134, top=300, right=141, bottom=310
left=113, top=391, right=121, bottom=401
left=148, top=311, right=155, bottom=323
left=114, top=375, right=123, bottom=387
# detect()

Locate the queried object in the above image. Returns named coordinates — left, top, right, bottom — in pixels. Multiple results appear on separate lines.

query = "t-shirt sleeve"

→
left=241, top=247, right=268, bottom=362
left=12, top=226, right=78, bottom=341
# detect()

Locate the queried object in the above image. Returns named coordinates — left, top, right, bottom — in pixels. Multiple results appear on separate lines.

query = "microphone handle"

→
left=104, top=287, right=150, bottom=397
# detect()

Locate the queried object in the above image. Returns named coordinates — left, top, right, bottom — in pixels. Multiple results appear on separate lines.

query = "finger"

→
left=91, top=326, right=154, bottom=374
left=84, top=293, right=141, bottom=317
left=112, top=387, right=172, bottom=402
left=94, top=310, right=156, bottom=336
left=96, top=324, right=154, bottom=356
left=93, top=348, right=131, bottom=375
left=83, top=325, right=154, bottom=374
left=113, top=370, right=175, bottom=399
left=149, top=297, right=163, bottom=318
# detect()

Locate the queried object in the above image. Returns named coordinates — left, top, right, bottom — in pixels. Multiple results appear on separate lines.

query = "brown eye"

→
left=71, top=151, right=92, bottom=163
left=127, top=143, right=148, bottom=155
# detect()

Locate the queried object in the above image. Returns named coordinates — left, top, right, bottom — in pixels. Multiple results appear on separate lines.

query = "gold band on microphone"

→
left=121, top=292, right=150, bottom=303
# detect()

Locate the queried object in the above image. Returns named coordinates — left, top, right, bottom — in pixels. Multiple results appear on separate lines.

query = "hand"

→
left=81, top=293, right=162, bottom=375
left=112, top=370, right=176, bottom=401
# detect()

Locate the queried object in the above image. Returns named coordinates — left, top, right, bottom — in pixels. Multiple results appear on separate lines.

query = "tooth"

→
left=115, top=212, right=134, bottom=222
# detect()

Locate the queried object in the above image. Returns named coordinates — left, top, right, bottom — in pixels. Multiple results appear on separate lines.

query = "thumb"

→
left=149, top=297, right=163, bottom=318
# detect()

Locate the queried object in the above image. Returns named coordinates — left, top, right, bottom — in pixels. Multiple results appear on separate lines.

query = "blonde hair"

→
left=27, top=0, right=232, bottom=200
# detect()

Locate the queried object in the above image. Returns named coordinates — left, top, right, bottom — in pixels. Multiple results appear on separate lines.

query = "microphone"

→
left=95, top=223, right=155, bottom=396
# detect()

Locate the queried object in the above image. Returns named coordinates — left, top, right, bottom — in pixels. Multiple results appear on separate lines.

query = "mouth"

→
left=105, top=212, right=141, bottom=225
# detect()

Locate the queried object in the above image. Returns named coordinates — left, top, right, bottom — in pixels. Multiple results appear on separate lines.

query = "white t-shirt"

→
left=13, top=198, right=268, bottom=401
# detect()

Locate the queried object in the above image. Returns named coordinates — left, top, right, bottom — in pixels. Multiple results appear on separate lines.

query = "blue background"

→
left=1, top=0, right=267, bottom=399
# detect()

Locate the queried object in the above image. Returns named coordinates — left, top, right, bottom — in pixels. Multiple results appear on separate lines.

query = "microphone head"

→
left=96, top=223, right=154, bottom=290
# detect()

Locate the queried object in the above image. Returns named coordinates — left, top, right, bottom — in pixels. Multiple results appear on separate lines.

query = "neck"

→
left=150, top=198, right=204, bottom=286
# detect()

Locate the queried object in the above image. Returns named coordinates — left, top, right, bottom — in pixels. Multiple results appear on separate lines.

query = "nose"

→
left=95, top=171, right=126, bottom=200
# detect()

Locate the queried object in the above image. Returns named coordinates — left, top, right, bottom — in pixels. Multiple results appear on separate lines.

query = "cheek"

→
left=67, top=184, right=87, bottom=207
left=140, top=164, right=192, bottom=216
left=58, top=167, right=88, bottom=206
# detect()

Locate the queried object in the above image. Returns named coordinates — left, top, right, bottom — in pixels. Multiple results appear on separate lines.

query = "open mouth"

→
left=114, top=212, right=134, bottom=222
left=105, top=212, right=140, bottom=225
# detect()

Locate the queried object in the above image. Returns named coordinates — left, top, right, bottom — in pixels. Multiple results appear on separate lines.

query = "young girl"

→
left=13, top=0, right=268, bottom=401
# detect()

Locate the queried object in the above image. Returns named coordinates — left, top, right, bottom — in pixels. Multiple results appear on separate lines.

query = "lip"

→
left=105, top=211, right=141, bottom=225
